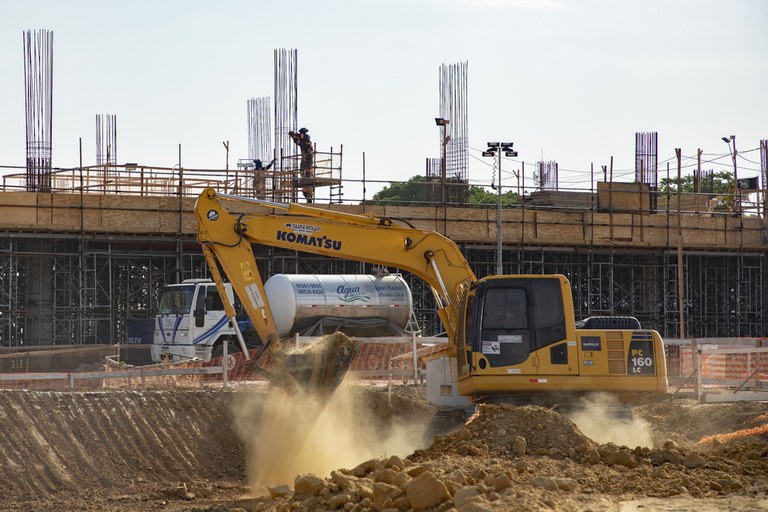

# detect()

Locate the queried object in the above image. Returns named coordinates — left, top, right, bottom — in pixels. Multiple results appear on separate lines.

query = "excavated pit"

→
left=1, top=387, right=766, bottom=511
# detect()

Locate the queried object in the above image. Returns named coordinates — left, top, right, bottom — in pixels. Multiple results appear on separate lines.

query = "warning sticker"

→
left=481, top=341, right=501, bottom=355
left=240, top=261, right=254, bottom=281
left=245, top=283, right=265, bottom=310
left=498, top=335, right=523, bottom=344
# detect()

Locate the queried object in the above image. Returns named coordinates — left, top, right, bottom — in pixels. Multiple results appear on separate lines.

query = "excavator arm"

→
left=195, top=188, right=477, bottom=391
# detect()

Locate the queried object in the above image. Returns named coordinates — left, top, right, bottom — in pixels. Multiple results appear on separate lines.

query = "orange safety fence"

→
left=6, top=338, right=763, bottom=392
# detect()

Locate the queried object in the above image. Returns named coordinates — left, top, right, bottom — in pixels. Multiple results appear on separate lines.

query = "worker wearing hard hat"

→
left=289, top=127, right=314, bottom=203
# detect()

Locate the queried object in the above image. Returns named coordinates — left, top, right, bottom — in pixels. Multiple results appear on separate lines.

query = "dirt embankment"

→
left=0, top=387, right=766, bottom=511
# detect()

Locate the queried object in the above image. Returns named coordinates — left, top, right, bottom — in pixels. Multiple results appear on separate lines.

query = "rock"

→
left=493, top=474, right=512, bottom=491
left=708, top=481, right=723, bottom=492
left=445, top=479, right=463, bottom=497
left=385, top=455, right=406, bottom=471
left=453, top=486, right=481, bottom=507
left=608, top=450, right=637, bottom=468
left=373, top=469, right=399, bottom=485
left=351, top=459, right=379, bottom=477
left=331, top=470, right=357, bottom=491
left=663, top=440, right=678, bottom=450
left=393, top=496, right=410, bottom=510
left=445, top=469, right=467, bottom=485
left=585, top=448, right=601, bottom=464
left=529, top=476, right=559, bottom=492
left=651, top=468, right=668, bottom=479
left=393, top=472, right=411, bottom=492
left=357, top=484, right=375, bottom=500
left=373, top=482, right=401, bottom=511
left=295, top=473, right=326, bottom=496
left=512, top=436, right=527, bottom=457
left=683, top=452, right=706, bottom=469
left=268, top=484, right=293, bottom=498
left=405, top=471, right=451, bottom=511
left=328, top=493, right=351, bottom=509
left=514, top=460, right=528, bottom=473
left=554, top=478, right=578, bottom=492
left=405, top=465, right=427, bottom=478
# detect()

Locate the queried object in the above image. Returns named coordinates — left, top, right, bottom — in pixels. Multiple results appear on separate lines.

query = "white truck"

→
left=150, top=278, right=245, bottom=366
left=150, top=274, right=413, bottom=366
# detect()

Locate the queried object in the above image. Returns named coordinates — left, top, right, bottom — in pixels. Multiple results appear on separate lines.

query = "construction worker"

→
left=288, top=127, right=314, bottom=203
left=252, top=158, right=275, bottom=197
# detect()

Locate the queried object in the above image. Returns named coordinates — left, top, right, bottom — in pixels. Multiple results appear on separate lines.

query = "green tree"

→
left=658, top=171, right=733, bottom=194
left=370, top=175, right=430, bottom=205
left=466, top=186, right=518, bottom=207
left=369, top=175, right=518, bottom=207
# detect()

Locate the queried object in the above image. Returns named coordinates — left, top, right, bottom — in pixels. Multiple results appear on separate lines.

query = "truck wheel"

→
left=212, top=339, right=241, bottom=377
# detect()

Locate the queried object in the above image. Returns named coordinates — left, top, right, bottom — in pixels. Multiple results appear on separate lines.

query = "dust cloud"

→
left=566, top=392, right=654, bottom=448
left=230, top=383, right=426, bottom=496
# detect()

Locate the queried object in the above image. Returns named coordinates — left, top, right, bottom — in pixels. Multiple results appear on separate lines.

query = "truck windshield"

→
left=157, top=285, right=196, bottom=315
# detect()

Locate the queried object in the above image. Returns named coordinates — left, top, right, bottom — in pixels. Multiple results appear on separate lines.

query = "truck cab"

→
left=150, top=279, right=240, bottom=365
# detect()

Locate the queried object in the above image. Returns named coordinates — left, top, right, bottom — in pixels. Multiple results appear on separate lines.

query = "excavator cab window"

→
left=478, top=286, right=531, bottom=367
left=473, top=277, right=567, bottom=368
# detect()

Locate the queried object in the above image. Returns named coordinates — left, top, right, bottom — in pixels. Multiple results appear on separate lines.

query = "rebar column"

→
left=274, top=48, right=298, bottom=168
left=248, top=97, right=272, bottom=162
left=23, top=29, right=54, bottom=192
left=439, top=61, right=469, bottom=203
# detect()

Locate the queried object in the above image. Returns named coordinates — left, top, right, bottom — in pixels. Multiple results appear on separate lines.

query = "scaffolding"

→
left=0, top=161, right=766, bottom=346
left=0, top=228, right=765, bottom=347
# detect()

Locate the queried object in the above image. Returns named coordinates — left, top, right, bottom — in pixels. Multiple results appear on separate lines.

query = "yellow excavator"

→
left=195, top=188, right=667, bottom=400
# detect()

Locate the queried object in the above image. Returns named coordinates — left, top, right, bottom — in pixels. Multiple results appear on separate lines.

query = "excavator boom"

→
left=195, top=188, right=475, bottom=393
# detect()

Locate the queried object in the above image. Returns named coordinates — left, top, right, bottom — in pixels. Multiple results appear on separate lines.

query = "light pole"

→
left=483, top=142, right=517, bottom=275
left=722, top=135, right=738, bottom=212
left=435, top=118, right=450, bottom=205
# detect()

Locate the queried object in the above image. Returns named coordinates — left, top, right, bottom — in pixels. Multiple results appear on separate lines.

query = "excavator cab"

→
left=460, top=276, right=574, bottom=376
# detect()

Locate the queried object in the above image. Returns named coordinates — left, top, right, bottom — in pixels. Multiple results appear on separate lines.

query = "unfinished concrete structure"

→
left=0, top=161, right=766, bottom=346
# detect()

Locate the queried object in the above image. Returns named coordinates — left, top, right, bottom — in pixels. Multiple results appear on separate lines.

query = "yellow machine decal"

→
left=240, top=261, right=254, bottom=281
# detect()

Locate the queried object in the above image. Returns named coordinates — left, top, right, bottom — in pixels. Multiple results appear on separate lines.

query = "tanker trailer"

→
left=264, top=273, right=413, bottom=337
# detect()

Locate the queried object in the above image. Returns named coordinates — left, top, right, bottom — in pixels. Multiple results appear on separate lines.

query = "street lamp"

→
left=483, top=141, right=518, bottom=275
left=722, top=135, right=738, bottom=212
left=435, top=118, right=450, bottom=205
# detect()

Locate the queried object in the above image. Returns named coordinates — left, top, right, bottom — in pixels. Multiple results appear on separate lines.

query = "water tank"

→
left=264, top=274, right=413, bottom=337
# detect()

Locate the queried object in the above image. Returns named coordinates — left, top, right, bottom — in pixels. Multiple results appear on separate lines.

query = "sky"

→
left=1, top=0, right=766, bottom=202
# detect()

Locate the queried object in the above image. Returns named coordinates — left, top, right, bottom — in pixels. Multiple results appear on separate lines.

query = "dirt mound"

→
left=247, top=400, right=768, bottom=512
left=417, top=404, right=596, bottom=460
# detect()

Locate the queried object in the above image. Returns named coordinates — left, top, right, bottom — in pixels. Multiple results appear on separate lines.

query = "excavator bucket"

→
left=279, top=332, right=360, bottom=395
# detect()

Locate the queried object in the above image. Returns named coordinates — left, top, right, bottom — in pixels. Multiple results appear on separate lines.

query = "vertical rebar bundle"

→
left=439, top=61, right=469, bottom=189
left=635, top=132, right=658, bottom=187
left=274, top=48, right=298, bottom=170
left=96, top=114, right=117, bottom=166
left=23, top=29, right=54, bottom=192
left=247, top=97, right=272, bottom=162
left=700, top=169, right=714, bottom=194
left=536, top=161, right=559, bottom=191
